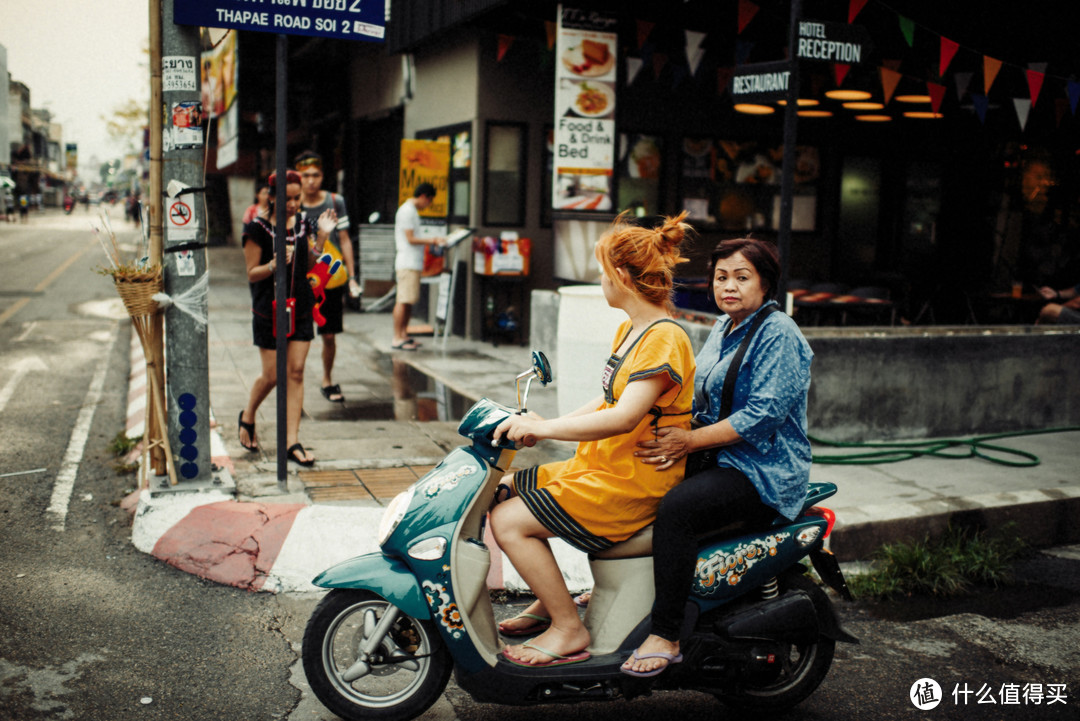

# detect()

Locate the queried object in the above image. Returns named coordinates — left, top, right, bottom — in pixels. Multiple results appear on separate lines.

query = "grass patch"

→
left=108, top=432, right=141, bottom=476
left=848, top=524, right=1028, bottom=601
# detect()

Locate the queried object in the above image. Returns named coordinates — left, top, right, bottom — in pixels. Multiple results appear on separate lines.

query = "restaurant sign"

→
left=552, top=5, right=617, bottom=212
left=173, top=0, right=386, bottom=42
left=795, top=20, right=872, bottom=64
left=730, top=60, right=792, bottom=104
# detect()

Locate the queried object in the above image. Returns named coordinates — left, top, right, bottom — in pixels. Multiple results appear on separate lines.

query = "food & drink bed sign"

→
left=552, top=5, right=617, bottom=212
left=174, top=0, right=385, bottom=41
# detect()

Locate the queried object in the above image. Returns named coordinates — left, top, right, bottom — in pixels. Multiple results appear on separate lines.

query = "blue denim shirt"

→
left=692, top=301, right=814, bottom=520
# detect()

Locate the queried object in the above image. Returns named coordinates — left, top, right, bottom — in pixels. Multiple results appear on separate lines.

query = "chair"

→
left=795, top=283, right=848, bottom=325
left=840, top=286, right=895, bottom=326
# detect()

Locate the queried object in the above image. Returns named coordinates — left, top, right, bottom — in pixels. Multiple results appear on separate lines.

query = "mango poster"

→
left=399, top=139, right=450, bottom=218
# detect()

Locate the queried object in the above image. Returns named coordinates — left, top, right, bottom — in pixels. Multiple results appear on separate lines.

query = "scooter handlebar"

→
left=521, top=434, right=537, bottom=448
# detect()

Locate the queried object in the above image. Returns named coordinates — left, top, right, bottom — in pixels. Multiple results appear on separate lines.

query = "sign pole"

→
left=274, top=33, right=289, bottom=491
left=776, top=0, right=803, bottom=303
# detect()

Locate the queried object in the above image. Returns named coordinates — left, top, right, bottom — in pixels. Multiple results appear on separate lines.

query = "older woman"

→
left=623, top=236, right=814, bottom=677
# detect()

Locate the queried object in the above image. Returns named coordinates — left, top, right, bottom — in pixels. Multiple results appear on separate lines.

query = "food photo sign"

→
left=552, top=5, right=617, bottom=213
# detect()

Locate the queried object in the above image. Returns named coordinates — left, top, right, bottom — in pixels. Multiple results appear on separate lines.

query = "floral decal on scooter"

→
left=422, top=580, right=465, bottom=639
left=421, top=465, right=478, bottom=499
left=694, top=532, right=791, bottom=594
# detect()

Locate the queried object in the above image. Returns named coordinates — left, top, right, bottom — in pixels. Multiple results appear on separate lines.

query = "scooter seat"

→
left=591, top=525, right=653, bottom=560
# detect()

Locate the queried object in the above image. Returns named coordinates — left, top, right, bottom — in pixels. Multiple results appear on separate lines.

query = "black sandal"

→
left=287, top=443, right=315, bottom=466
left=320, top=384, right=345, bottom=403
left=238, top=411, right=258, bottom=452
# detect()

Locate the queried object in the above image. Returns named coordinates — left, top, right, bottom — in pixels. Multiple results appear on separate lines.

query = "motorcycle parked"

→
left=303, top=352, right=857, bottom=721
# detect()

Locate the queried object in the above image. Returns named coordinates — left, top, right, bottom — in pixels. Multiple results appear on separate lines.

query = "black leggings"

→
left=649, top=465, right=777, bottom=642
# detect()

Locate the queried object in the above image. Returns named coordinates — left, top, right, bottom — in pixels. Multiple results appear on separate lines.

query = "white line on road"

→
left=0, top=356, right=49, bottom=415
left=47, top=324, right=119, bottom=532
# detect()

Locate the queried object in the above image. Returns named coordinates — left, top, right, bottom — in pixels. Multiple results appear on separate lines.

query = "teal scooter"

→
left=302, top=352, right=856, bottom=721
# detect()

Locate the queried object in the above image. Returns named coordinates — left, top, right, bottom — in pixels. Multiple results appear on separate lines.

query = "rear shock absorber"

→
left=760, top=577, right=779, bottom=600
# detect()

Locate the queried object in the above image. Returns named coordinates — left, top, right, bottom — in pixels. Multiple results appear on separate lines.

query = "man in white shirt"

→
left=392, top=183, right=445, bottom=349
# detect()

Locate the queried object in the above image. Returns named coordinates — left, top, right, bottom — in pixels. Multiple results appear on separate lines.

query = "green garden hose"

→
left=810, top=426, right=1080, bottom=468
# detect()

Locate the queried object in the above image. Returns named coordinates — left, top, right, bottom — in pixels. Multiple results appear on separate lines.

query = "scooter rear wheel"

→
left=303, top=589, right=452, bottom=721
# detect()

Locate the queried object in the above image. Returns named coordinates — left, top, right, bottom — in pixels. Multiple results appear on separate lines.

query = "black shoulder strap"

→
left=720, top=305, right=778, bottom=420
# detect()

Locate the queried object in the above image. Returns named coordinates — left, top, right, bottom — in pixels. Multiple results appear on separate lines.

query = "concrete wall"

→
left=530, top=290, right=1080, bottom=441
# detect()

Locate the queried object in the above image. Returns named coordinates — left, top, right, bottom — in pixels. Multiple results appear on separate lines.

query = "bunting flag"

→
left=971, top=94, right=989, bottom=124
left=898, top=15, right=915, bottom=47
left=1013, top=98, right=1031, bottom=131
left=685, top=30, right=706, bottom=75
left=734, top=39, right=754, bottom=66
left=636, top=20, right=655, bottom=49
left=882, top=58, right=902, bottom=72
left=880, top=67, right=902, bottom=104
left=954, top=71, right=973, bottom=100
left=939, top=37, right=959, bottom=78
left=496, top=34, right=514, bottom=62
left=834, top=63, right=851, bottom=87
left=717, top=66, right=735, bottom=96
left=848, top=0, right=868, bottom=24
left=544, top=21, right=556, bottom=50
left=1068, top=80, right=1080, bottom=115
left=653, top=51, right=669, bottom=79
left=1025, top=68, right=1045, bottom=107
left=737, top=0, right=759, bottom=34
left=928, top=81, right=946, bottom=113
left=983, top=56, right=1002, bottom=94
left=626, top=57, right=644, bottom=86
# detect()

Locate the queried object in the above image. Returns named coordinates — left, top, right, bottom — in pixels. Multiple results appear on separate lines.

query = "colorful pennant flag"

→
left=928, top=82, right=946, bottom=113
left=983, top=56, right=1002, bottom=95
left=653, top=51, right=669, bottom=80
left=1013, top=98, right=1031, bottom=131
left=497, top=34, right=514, bottom=62
left=637, top=20, right=655, bottom=49
left=717, top=66, right=735, bottom=96
left=939, top=37, right=959, bottom=77
left=626, top=57, right=644, bottom=86
left=848, top=0, right=868, bottom=24
left=954, top=72, right=973, bottom=100
left=544, top=21, right=556, bottom=50
left=880, top=67, right=902, bottom=104
left=1025, top=68, right=1045, bottom=107
left=898, top=15, right=915, bottom=47
left=834, top=63, right=851, bottom=87
left=1068, top=80, right=1080, bottom=115
left=686, top=30, right=707, bottom=75
left=737, top=0, right=759, bottom=34
left=971, top=94, right=989, bottom=124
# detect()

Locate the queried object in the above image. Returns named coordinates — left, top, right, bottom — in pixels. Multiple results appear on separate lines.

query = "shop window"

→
left=417, top=123, right=471, bottom=226
left=484, top=122, right=527, bottom=227
left=617, top=133, right=663, bottom=217
left=679, top=139, right=818, bottom=232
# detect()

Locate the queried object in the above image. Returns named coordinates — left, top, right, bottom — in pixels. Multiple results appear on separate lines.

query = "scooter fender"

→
left=311, top=552, right=431, bottom=620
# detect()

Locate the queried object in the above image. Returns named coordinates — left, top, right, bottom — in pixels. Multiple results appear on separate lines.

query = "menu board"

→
left=551, top=6, right=617, bottom=212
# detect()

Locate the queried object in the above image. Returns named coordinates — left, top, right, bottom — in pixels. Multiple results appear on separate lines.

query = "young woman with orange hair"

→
left=490, top=212, right=697, bottom=669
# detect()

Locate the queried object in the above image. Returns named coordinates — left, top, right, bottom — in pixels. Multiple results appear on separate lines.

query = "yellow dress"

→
left=515, top=319, right=695, bottom=553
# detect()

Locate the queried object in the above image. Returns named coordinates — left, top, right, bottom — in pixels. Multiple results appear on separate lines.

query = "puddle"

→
left=317, top=356, right=475, bottom=422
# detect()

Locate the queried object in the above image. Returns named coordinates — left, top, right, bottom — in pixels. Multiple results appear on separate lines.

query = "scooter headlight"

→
left=377, top=487, right=415, bottom=546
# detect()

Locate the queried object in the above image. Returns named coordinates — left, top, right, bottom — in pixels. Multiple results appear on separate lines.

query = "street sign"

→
left=173, top=0, right=386, bottom=42
left=795, top=20, right=872, bottom=64
left=730, top=60, right=793, bottom=104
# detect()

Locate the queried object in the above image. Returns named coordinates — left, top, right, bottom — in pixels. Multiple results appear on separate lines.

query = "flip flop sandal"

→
left=390, top=339, right=419, bottom=351
left=238, top=411, right=258, bottom=452
left=619, top=649, right=684, bottom=678
left=501, top=641, right=590, bottom=668
left=574, top=590, right=592, bottom=608
left=286, top=443, right=315, bottom=467
left=497, top=613, right=551, bottom=637
left=320, top=384, right=345, bottom=403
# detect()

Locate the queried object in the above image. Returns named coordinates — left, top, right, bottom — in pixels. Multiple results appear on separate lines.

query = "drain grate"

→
left=297, top=465, right=437, bottom=502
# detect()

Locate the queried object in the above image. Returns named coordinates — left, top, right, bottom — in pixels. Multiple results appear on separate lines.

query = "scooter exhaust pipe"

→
left=721, top=591, right=820, bottom=645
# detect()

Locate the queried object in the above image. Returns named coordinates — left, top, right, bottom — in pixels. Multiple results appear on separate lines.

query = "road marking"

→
left=47, top=324, right=119, bottom=532
left=0, top=238, right=96, bottom=326
left=0, top=356, right=48, bottom=415
left=0, top=468, right=47, bottom=479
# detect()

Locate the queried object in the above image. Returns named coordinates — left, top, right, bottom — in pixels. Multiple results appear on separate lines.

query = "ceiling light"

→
left=825, top=89, right=872, bottom=101
left=843, top=101, right=884, bottom=110
left=797, top=109, right=833, bottom=118
left=895, top=94, right=931, bottom=103
left=855, top=114, right=892, bottom=122
left=776, top=98, right=820, bottom=106
left=903, top=111, right=944, bottom=119
left=734, top=103, right=776, bottom=115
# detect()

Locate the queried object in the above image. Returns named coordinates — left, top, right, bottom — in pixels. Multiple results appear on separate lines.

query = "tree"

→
left=102, top=99, right=149, bottom=153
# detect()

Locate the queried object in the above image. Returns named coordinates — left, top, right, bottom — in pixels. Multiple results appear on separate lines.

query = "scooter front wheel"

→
left=302, top=589, right=452, bottom=721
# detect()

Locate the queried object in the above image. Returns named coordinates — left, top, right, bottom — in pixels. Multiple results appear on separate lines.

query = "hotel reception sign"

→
left=795, top=20, right=871, bottom=64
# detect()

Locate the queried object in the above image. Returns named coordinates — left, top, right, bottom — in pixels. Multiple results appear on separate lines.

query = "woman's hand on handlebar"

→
left=493, top=414, right=544, bottom=447
left=635, top=426, right=691, bottom=471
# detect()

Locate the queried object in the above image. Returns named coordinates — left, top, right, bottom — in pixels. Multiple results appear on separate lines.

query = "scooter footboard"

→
left=311, top=552, right=431, bottom=620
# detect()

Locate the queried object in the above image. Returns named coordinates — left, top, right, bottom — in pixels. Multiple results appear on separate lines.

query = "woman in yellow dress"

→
left=490, top=211, right=696, bottom=668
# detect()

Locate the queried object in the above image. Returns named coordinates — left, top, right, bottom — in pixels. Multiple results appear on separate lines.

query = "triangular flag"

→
left=898, top=16, right=915, bottom=47
left=834, top=63, right=851, bottom=86
left=880, top=67, right=902, bottom=104
left=882, top=58, right=902, bottom=72
left=1068, top=80, right=1080, bottom=114
left=1013, top=98, right=1031, bottom=131
left=688, top=47, right=706, bottom=76
left=735, top=39, right=754, bottom=66
left=848, top=0, right=868, bottom=23
left=928, top=81, right=946, bottom=113
left=954, top=71, right=973, bottom=100
left=544, top=21, right=556, bottom=50
left=636, top=20, right=655, bottom=49
left=939, top=37, right=959, bottom=77
left=983, top=56, right=1002, bottom=94
left=653, top=51, right=669, bottom=80
left=626, top=57, right=644, bottom=85
left=1025, top=69, right=1045, bottom=107
left=685, top=30, right=706, bottom=61
left=737, top=0, right=759, bottom=34
left=971, top=94, right=989, bottom=124
left=497, top=34, right=514, bottom=62
left=717, top=66, right=735, bottom=96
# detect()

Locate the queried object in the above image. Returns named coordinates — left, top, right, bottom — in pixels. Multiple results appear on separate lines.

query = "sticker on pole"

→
left=167, top=197, right=198, bottom=241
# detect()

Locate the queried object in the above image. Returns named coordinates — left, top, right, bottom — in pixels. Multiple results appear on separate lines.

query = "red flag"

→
left=927, top=81, right=946, bottom=113
left=834, top=63, right=851, bottom=86
left=939, top=37, right=959, bottom=77
left=880, top=67, right=902, bottom=104
left=636, top=19, right=655, bottom=49
left=1025, top=69, right=1045, bottom=107
left=653, top=52, right=669, bottom=80
left=738, top=0, right=759, bottom=34
left=848, top=0, right=868, bottom=23
left=497, top=34, right=514, bottom=62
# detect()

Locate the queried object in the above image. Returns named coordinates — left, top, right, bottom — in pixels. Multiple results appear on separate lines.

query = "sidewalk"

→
left=129, top=245, right=1080, bottom=593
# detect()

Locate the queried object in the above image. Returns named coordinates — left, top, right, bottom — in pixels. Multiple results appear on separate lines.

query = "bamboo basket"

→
left=113, top=266, right=178, bottom=488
